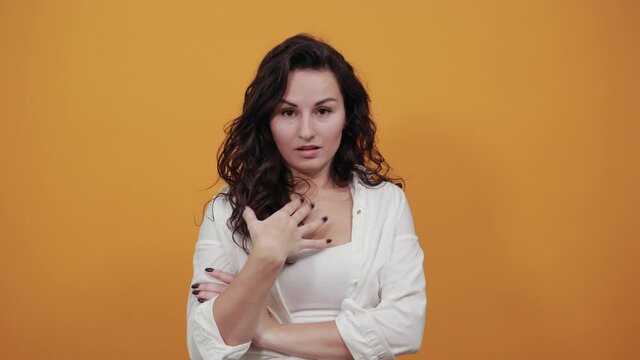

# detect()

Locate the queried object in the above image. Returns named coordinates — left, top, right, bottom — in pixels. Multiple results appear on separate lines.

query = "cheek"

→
left=270, top=123, right=298, bottom=155
left=270, top=123, right=287, bottom=146
left=328, top=120, right=346, bottom=145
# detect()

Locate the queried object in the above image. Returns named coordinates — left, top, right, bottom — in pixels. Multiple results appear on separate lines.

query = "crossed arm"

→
left=257, top=319, right=352, bottom=359
left=188, top=190, right=425, bottom=359
left=193, top=266, right=352, bottom=359
left=189, top=196, right=352, bottom=359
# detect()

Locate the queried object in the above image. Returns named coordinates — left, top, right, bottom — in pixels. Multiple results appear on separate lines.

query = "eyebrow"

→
left=279, top=97, right=338, bottom=107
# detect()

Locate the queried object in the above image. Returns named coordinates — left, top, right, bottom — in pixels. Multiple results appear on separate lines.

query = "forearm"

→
left=213, top=250, right=284, bottom=345
left=261, top=321, right=352, bottom=360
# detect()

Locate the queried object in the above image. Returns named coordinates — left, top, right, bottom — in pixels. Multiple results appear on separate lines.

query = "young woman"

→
left=187, top=34, right=426, bottom=360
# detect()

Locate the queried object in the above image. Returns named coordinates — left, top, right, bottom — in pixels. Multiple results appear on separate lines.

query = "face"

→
left=270, top=69, right=346, bottom=181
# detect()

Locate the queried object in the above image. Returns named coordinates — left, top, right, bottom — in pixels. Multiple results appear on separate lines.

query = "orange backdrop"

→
left=1, top=1, right=638, bottom=359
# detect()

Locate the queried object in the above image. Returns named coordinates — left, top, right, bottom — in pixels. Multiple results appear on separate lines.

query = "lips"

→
left=296, top=145, right=322, bottom=159
left=296, top=145, right=321, bottom=150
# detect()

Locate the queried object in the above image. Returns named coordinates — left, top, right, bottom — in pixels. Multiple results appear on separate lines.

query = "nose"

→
left=298, top=113, right=316, bottom=141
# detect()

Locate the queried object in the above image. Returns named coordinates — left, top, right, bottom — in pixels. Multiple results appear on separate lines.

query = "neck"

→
left=291, top=168, right=334, bottom=194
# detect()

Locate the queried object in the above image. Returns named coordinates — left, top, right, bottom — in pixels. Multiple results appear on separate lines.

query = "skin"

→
left=192, top=69, right=354, bottom=359
left=271, top=69, right=354, bottom=248
left=270, top=68, right=346, bottom=188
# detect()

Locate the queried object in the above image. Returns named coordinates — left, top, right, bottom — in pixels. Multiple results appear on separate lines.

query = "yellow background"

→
left=1, top=1, right=638, bottom=359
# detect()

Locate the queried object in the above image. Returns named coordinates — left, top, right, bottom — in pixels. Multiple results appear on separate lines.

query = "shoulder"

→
left=204, top=185, right=234, bottom=222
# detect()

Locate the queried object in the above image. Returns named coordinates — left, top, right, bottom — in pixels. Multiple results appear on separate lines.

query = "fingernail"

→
left=197, top=298, right=205, bottom=303
left=192, top=290, right=200, bottom=295
left=326, top=239, right=332, bottom=244
left=205, top=268, right=214, bottom=272
left=310, top=202, right=315, bottom=209
left=322, top=216, right=328, bottom=222
left=191, top=284, right=199, bottom=289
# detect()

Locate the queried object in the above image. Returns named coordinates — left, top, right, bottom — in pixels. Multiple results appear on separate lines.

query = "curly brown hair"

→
left=205, top=33, right=401, bottom=255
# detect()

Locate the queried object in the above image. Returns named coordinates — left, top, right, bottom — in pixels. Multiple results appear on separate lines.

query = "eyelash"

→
left=281, top=108, right=333, bottom=117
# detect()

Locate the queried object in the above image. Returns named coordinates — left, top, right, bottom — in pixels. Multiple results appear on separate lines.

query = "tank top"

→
left=278, top=242, right=352, bottom=323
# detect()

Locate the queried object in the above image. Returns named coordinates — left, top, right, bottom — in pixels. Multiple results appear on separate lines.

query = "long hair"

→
left=212, top=33, right=401, bottom=254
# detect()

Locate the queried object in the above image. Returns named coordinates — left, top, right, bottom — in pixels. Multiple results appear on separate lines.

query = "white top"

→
left=278, top=242, right=352, bottom=323
left=187, top=175, right=426, bottom=360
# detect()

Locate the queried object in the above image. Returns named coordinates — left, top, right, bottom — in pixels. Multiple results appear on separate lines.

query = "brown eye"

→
left=317, top=108, right=332, bottom=115
left=282, top=109, right=296, bottom=117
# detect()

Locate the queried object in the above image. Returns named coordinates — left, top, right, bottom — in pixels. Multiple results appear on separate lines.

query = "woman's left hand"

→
left=191, top=269, right=280, bottom=348
left=191, top=268, right=235, bottom=303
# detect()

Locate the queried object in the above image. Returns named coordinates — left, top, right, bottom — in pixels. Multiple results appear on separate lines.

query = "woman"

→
left=187, top=34, right=426, bottom=360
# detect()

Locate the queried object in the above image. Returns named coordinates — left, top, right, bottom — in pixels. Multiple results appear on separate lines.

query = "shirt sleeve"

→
left=335, top=191, right=427, bottom=359
left=186, top=196, right=252, bottom=360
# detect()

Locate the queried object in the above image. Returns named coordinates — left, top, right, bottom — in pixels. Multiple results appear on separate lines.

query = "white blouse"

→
left=187, top=175, right=426, bottom=359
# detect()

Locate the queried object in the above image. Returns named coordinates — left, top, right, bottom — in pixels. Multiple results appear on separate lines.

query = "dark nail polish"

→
left=192, top=290, right=200, bottom=295
left=197, top=298, right=205, bottom=303
left=326, top=239, right=332, bottom=244
left=191, top=284, right=199, bottom=289
left=205, top=268, right=214, bottom=272
left=322, top=216, right=328, bottom=222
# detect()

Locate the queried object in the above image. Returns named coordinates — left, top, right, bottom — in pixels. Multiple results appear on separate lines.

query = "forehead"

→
left=282, top=69, right=342, bottom=103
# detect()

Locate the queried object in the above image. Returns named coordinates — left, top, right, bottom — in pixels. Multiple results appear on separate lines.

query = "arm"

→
left=187, top=195, right=332, bottom=359
left=195, top=272, right=352, bottom=359
left=216, top=199, right=332, bottom=345
left=212, top=248, right=283, bottom=345
left=187, top=197, right=253, bottom=359
left=257, top=321, right=352, bottom=360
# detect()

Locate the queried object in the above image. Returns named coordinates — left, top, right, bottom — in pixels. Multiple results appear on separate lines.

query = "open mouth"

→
left=296, top=145, right=321, bottom=150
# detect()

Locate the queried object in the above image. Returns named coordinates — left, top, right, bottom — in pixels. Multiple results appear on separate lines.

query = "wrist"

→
left=251, top=245, right=287, bottom=266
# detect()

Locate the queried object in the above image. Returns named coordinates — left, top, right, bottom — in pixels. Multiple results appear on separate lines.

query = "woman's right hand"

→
left=242, top=196, right=331, bottom=261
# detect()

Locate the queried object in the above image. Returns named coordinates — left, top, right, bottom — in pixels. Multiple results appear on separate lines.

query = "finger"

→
left=194, top=291, right=217, bottom=301
left=291, top=201, right=313, bottom=223
left=280, top=196, right=304, bottom=216
left=299, top=238, right=333, bottom=250
left=194, top=282, right=228, bottom=293
left=242, top=206, right=258, bottom=223
left=205, top=269, right=234, bottom=284
left=298, top=215, right=328, bottom=237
